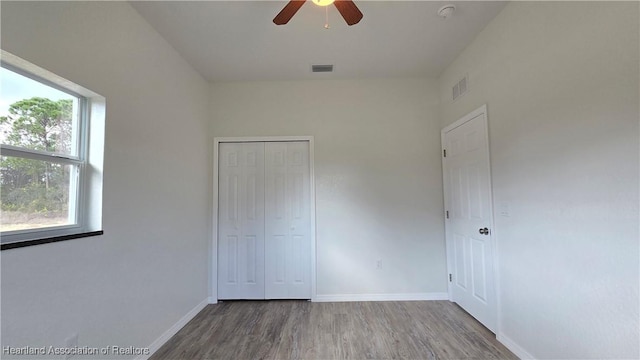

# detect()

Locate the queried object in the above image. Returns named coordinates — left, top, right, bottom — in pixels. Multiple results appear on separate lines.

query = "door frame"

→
left=211, top=136, right=317, bottom=303
left=441, top=104, right=500, bottom=332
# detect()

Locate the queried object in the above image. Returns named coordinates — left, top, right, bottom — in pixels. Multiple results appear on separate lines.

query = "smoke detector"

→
left=437, top=4, right=456, bottom=19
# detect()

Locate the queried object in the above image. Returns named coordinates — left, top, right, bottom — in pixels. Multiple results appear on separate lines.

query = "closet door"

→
left=218, top=142, right=265, bottom=299
left=264, top=142, right=311, bottom=299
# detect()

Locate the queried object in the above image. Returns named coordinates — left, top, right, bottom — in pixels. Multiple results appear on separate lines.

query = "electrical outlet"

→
left=376, top=259, right=382, bottom=270
left=65, top=333, right=78, bottom=360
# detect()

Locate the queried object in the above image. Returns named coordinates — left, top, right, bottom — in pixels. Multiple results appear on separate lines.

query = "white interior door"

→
left=264, top=142, right=311, bottom=299
left=218, top=142, right=265, bottom=300
left=442, top=105, right=497, bottom=332
left=217, top=141, right=312, bottom=300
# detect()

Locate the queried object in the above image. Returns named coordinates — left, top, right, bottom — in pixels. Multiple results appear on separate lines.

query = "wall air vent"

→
left=312, top=64, right=334, bottom=73
left=452, top=74, right=469, bottom=101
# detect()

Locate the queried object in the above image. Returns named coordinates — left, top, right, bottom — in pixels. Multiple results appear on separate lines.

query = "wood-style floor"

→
left=150, top=300, right=517, bottom=360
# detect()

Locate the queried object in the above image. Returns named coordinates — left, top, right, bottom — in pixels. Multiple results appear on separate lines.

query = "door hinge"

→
left=449, top=274, right=452, bottom=282
left=443, top=149, right=447, bottom=157
left=446, top=210, right=449, bottom=219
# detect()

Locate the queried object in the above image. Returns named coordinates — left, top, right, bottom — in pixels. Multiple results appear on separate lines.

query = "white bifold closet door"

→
left=218, top=142, right=266, bottom=300
left=218, top=141, right=311, bottom=300
left=264, top=142, right=311, bottom=299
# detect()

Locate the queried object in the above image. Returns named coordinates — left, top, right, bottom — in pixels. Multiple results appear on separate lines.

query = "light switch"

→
left=499, top=201, right=510, bottom=217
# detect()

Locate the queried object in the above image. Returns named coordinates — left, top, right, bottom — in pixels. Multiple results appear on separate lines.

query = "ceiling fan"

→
left=273, top=0, right=363, bottom=26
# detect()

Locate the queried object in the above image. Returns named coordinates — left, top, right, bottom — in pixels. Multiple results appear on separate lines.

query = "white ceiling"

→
left=131, top=1, right=507, bottom=82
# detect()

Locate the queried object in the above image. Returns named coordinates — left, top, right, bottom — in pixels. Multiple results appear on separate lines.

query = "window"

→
left=0, top=51, right=104, bottom=249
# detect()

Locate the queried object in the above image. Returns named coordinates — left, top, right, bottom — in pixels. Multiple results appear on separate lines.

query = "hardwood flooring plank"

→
left=149, top=300, right=517, bottom=360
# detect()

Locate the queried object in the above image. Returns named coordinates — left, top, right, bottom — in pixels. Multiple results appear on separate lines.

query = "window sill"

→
left=1, top=230, right=104, bottom=251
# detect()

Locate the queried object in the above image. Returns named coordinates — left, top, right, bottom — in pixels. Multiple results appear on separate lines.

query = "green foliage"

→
left=0, top=97, right=73, bottom=153
left=0, top=98, right=73, bottom=214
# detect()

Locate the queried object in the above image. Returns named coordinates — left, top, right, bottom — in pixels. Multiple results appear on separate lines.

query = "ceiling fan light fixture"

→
left=312, top=0, right=335, bottom=7
left=274, top=0, right=362, bottom=26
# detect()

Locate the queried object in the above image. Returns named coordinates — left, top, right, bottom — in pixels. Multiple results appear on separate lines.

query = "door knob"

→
left=479, top=227, right=490, bottom=235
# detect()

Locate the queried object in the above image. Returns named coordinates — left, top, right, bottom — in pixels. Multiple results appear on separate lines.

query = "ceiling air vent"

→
left=452, top=74, right=469, bottom=101
left=312, top=64, right=334, bottom=73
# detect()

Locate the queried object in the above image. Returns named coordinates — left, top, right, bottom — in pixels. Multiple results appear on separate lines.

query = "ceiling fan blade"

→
left=273, top=0, right=307, bottom=25
left=334, top=0, right=363, bottom=26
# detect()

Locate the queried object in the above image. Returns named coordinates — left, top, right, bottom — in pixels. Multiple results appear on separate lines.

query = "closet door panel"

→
left=218, top=142, right=265, bottom=299
left=265, top=142, right=311, bottom=299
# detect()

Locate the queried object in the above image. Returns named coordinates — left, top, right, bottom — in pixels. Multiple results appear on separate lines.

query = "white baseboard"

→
left=313, top=292, right=448, bottom=302
left=208, top=296, right=217, bottom=304
left=497, top=333, right=536, bottom=359
left=136, top=298, right=209, bottom=360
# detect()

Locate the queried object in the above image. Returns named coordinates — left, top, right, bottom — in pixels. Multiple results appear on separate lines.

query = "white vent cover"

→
left=312, top=64, right=333, bottom=73
left=452, top=74, right=469, bottom=101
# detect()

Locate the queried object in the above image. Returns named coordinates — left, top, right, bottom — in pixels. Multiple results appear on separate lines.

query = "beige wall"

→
left=1, top=1, right=211, bottom=356
left=210, top=78, right=446, bottom=297
left=439, top=2, right=639, bottom=358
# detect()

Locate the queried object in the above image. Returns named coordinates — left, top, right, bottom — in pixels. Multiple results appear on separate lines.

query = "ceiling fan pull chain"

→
left=324, top=6, right=330, bottom=29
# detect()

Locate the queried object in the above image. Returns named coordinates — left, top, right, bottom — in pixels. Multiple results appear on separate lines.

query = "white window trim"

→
left=0, top=50, right=105, bottom=249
